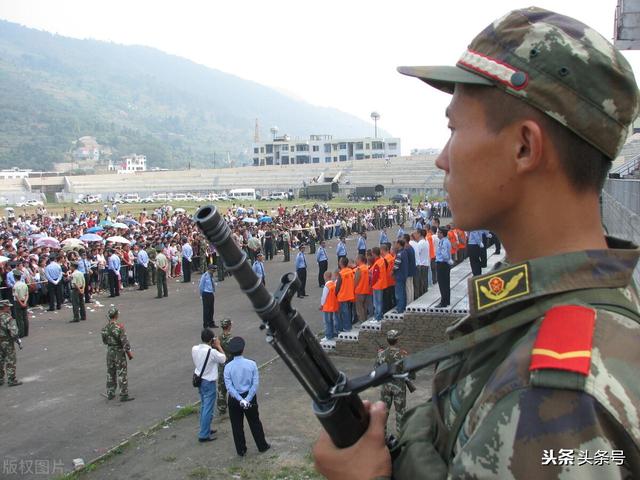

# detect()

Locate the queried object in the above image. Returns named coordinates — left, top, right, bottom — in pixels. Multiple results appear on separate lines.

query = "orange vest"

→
left=384, top=253, right=396, bottom=286
left=448, top=230, right=458, bottom=254
left=337, top=268, right=356, bottom=302
left=372, top=257, right=387, bottom=290
left=456, top=229, right=466, bottom=248
left=354, top=264, right=372, bottom=295
left=426, top=233, right=435, bottom=259
left=322, top=280, right=339, bottom=312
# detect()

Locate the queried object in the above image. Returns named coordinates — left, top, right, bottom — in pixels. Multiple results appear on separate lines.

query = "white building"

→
left=252, top=134, right=400, bottom=166
left=0, top=168, right=32, bottom=179
left=109, top=154, right=147, bottom=174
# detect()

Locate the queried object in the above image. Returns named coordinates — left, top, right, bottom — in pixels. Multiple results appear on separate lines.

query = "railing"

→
left=611, top=152, right=640, bottom=178
left=604, top=178, right=640, bottom=214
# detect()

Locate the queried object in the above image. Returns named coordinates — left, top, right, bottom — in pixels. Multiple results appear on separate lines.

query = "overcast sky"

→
left=1, top=1, right=638, bottom=154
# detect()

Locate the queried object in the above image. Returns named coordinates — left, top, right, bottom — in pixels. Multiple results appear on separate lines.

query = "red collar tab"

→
left=529, top=305, right=596, bottom=376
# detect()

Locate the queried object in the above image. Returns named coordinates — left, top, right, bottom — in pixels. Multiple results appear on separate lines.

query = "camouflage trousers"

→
left=216, top=368, right=228, bottom=415
left=0, top=340, right=17, bottom=383
left=381, top=387, right=406, bottom=434
left=106, top=349, right=128, bottom=397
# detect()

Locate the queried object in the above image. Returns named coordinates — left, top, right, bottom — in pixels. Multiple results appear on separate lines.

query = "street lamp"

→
left=270, top=126, right=279, bottom=140
left=370, top=112, right=380, bottom=138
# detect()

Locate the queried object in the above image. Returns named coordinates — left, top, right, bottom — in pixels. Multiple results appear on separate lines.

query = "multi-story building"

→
left=252, top=134, right=400, bottom=166
left=108, top=154, right=147, bottom=174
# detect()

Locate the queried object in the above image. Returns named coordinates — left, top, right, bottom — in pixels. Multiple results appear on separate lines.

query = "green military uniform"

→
left=283, top=231, right=290, bottom=262
left=216, top=317, right=233, bottom=416
left=155, top=249, right=169, bottom=298
left=215, top=248, right=225, bottom=282
left=70, top=266, right=86, bottom=322
left=147, top=246, right=157, bottom=285
left=388, top=7, right=640, bottom=479
left=101, top=307, right=133, bottom=400
left=12, top=276, right=29, bottom=337
left=0, top=301, right=21, bottom=386
left=200, top=238, right=210, bottom=273
left=374, top=330, right=409, bottom=434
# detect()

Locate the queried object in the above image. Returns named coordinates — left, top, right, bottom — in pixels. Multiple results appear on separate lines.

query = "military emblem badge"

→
left=474, top=263, right=530, bottom=311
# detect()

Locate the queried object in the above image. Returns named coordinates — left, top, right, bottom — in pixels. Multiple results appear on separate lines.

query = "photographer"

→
left=192, top=328, right=226, bottom=442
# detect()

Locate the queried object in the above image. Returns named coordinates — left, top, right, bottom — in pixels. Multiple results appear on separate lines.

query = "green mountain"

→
left=0, top=20, right=384, bottom=170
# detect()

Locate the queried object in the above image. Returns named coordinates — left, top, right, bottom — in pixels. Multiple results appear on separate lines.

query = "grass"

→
left=172, top=404, right=199, bottom=420
left=188, top=466, right=211, bottom=479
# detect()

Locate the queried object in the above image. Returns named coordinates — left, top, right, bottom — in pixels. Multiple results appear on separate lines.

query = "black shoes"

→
left=238, top=448, right=247, bottom=456
left=436, top=303, right=449, bottom=308
left=199, top=435, right=217, bottom=443
left=258, top=444, right=271, bottom=453
left=101, top=393, right=115, bottom=400
left=119, top=395, right=135, bottom=402
left=68, top=320, right=80, bottom=323
left=8, top=381, right=23, bottom=387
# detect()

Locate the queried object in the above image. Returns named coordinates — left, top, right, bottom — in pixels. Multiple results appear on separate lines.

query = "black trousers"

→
left=156, top=270, right=168, bottom=297
left=493, top=234, right=501, bottom=254
left=202, top=292, right=215, bottom=328
left=430, top=259, right=437, bottom=284
left=296, top=268, right=307, bottom=297
left=47, top=282, right=63, bottom=310
left=228, top=394, right=269, bottom=455
left=318, top=260, right=328, bottom=287
left=137, top=265, right=148, bottom=289
left=467, top=244, right=483, bottom=276
left=264, top=241, right=273, bottom=260
left=436, top=262, right=451, bottom=306
left=182, top=258, right=191, bottom=282
left=84, top=273, right=91, bottom=302
left=108, top=270, right=120, bottom=297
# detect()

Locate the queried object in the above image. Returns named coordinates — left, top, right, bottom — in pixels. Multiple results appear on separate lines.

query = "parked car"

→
left=391, top=194, right=410, bottom=203
left=172, top=193, right=188, bottom=201
left=121, top=193, right=140, bottom=203
left=269, top=191, right=289, bottom=201
left=17, top=199, right=44, bottom=207
left=140, top=196, right=154, bottom=203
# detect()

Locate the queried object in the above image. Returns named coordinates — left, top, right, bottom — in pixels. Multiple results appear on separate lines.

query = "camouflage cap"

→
left=398, top=7, right=640, bottom=160
left=0, top=299, right=13, bottom=308
left=221, top=317, right=232, bottom=328
left=107, top=306, right=119, bottom=319
left=387, top=329, right=400, bottom=341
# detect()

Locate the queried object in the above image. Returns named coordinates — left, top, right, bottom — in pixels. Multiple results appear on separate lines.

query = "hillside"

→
left=0, top=20, right=383, bottom=170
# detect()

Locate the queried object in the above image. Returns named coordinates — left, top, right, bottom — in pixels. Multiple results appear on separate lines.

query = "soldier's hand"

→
left=127, top=351, right=134, bottom=360
left=313, top=400, right=391, bottom=480
left=213, top=337, right=221, bottom=349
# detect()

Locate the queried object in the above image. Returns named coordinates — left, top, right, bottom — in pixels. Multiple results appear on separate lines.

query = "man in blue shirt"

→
left=336, top=237, right=347, bottom=263
left=295, top=245, right=308, bottom=298
left=316, top=240, right=328, bottom=287
left=224, top=337, right=270, bottom=456
left=467, top=230, right=485, bottom=276
left=77, top=250, right=93, bottom=303
left=107, top=249, right=121, bottom=297
left=252, top=252, right=266, bottom=286
left=45, top=255, right=64, bottom=311
left=182, top=237, right=193, bottom=283
left=393, top=239, right=409, bottom=313
left=136, top=244, right=149, bottom=290
left=379, top=228, right=389, bottom=245
left=199, top=263, right=217, bottom=328
left=435, top=228, right=453, bottom=307
left=357, top=232, right=367, bottom=256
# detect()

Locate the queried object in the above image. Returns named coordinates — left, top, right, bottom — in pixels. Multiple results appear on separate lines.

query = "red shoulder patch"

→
left=117, top=322, right=125, bottom=329
left=529, top=305, right=596, bottom=376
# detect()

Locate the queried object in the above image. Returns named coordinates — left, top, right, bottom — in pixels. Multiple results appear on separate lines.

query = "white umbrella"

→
left=61, top=238, right=85, bottom=246
left=175, top=208, right=186, bottom=214
left=35, top=237, right=61, bottom=249
left=111, top=222, right=129, bottom=229
left=0, top=255, right=9, bottom=263
left=106, top=236, right=131, bottom=244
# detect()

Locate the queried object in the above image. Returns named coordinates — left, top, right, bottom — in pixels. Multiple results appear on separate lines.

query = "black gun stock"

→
left=195, top=205, right=368, bottom=448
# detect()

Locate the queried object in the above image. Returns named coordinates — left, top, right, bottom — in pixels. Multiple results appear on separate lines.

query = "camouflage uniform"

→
left=374, top=330, right=408, bottom=434
left=216, top=317, right=233, bottom=415
left=390, top=7, right=640, bottom=479
left=0, top=310, right=20, bottom=385
left=147, top=247, right=157, bottom=285
left=101, top=308, right=132, bottom=400
left=200, top=238, right=210, bottom=273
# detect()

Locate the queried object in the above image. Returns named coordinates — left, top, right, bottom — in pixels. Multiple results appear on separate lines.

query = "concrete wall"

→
left=602, top=190, right=640, bottom=285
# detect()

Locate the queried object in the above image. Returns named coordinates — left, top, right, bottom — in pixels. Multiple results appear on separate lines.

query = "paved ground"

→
left=0, top=227, right=412, bottom=479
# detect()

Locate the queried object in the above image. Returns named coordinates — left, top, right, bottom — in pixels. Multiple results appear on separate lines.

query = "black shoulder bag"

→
left=192, top=347, right=211, bottom=388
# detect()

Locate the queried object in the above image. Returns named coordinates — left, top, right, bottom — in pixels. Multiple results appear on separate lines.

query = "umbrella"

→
left=80, top=233, right=103, bottom=242
left=144, top=219, right=156, bottom=224
left=259, top=216, right=273, bottom=223
left=111, top=222, right=129, bottom=229
left=5, top=207, right=14, bottom=211
left=123, top=218, right=139, bottom=226
left=242, top=217, right=258, bottom=224
left=175, top=208, right=186, bottom=214
left=86, top=226, right=104, bottom=233
left=61, top=238, right=85, bottom=246
left=0, top=256, right=9, bottom=263
left=106, top=236, right=131, bottom=244
left=63, top=243, right=84, bottom=252
left=99, top=220, right=113, bottom=227
left=28, top=233, right=46, bottom=239
left=35, top=237, right=60, bottom=249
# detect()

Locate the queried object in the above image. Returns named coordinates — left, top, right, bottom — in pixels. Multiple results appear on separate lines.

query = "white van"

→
left=121, top=193, right=140, bottom=203
left=269, top=191, right=288, bottom=201
left=153, top=193, right=170, bottom=202
left=229, top=188, right=256, bottom=201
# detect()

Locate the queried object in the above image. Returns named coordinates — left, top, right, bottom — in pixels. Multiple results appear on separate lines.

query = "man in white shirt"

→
left=192, top=328, right=227, bottom=442
left=412, top=230, right=430, bottom=297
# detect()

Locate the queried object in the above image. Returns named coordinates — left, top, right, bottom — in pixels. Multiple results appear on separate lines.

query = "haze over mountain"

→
left=0, top=20, right=385, bottom=171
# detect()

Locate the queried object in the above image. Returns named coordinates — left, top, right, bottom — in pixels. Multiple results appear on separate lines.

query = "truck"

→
left=347, top=185, right=384, bottom=202
left=298, top=182, right=339, bottom=201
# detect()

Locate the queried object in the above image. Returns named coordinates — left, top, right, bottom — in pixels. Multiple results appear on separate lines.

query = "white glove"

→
left=239, top=399, right=250, bottom=409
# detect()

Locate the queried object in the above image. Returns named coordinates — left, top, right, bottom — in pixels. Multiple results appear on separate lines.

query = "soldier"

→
left=200, top=236, right=210, bottom=274
left=0, top=299, right=22, bottom=386
left=12, top=271, right=29, bottom=337
left=215, top=246, right=225, bottom=282
left=101, top=307, right=134, bottom=401
left=216, top=317, right=233, bottom=416
left=146, top=244, right=157, bottom=286
left=314, top=7, right=640, bottom=479
left=374, top=330, right=410, bottom=434
left=282, top=230, right=291, bottom=262
left=154, top=247, right=169, bottom=298
left=69, top=262, right=86, bottom=323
